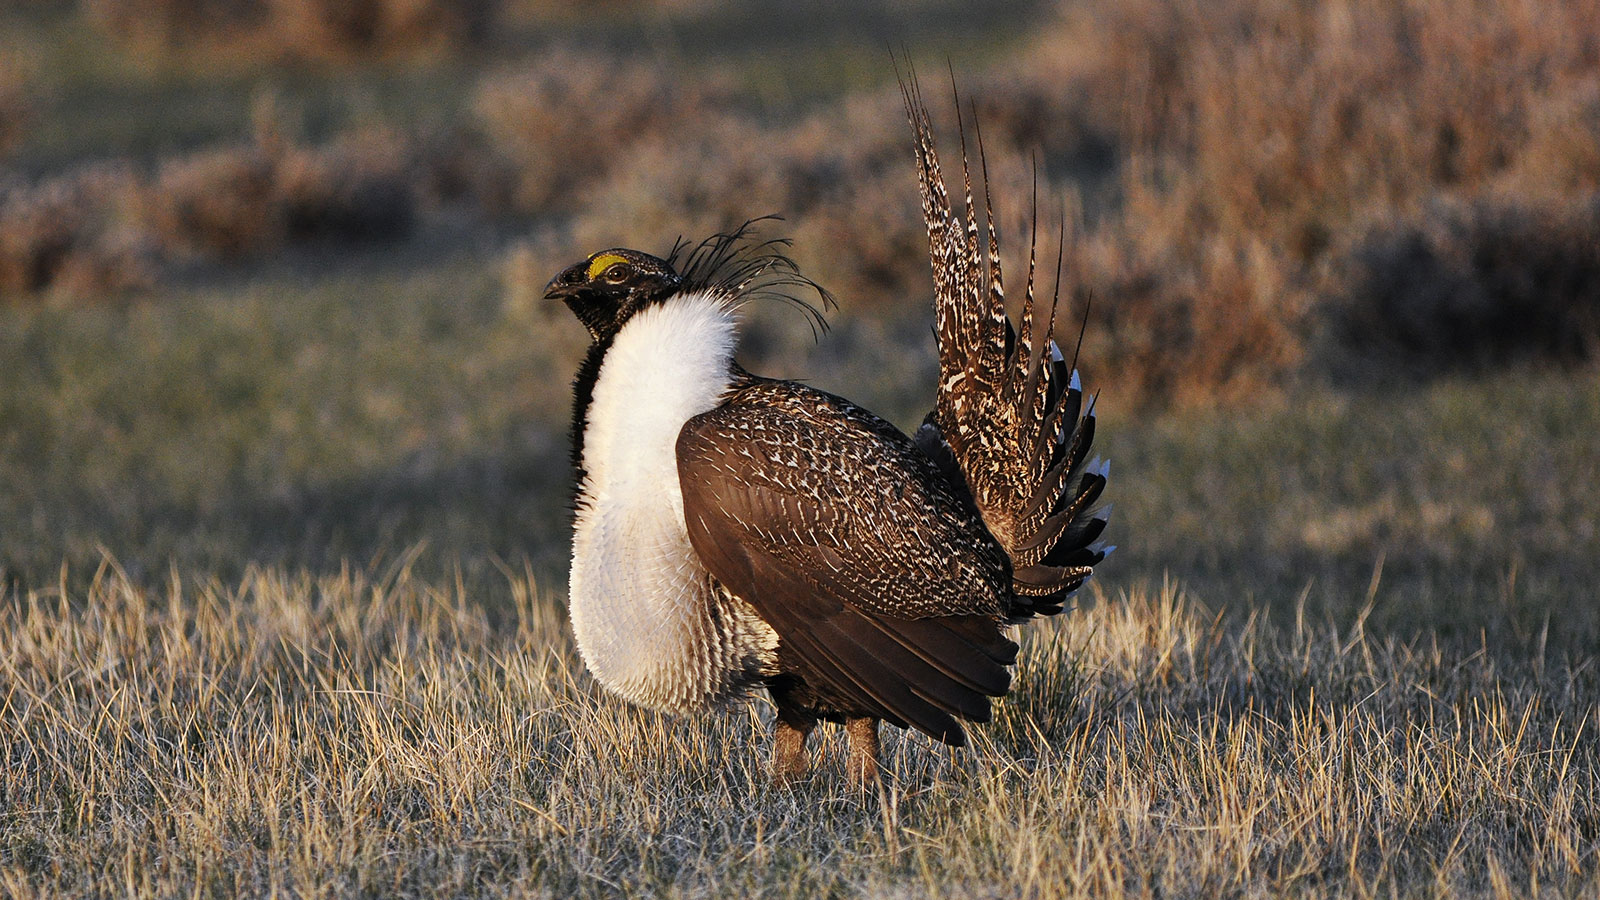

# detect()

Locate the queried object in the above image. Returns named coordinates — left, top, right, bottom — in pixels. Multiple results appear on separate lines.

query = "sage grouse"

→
left=544, top=80, right=1111, bottom=787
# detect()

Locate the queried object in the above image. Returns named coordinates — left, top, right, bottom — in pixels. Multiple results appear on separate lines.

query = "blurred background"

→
left=2, top=0, right=1597, bottom=649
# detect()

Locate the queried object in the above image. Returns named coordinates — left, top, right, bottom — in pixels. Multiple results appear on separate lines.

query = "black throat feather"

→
left=568, top=332, right=614, bottom=506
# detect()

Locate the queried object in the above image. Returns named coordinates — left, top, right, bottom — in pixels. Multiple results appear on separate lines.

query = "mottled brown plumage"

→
left=547, top=71, right=1111, bottom=789
left=900, top=70, right=1108, bottom=607
left=678, top=374, right=1020, bottom=747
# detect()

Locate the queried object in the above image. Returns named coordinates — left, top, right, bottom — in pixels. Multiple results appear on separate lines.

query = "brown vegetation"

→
left=0, top=166, right=154, bottom=299
left=5, top=6, right=1599, bottom=893
left=82, top=0, right=261, bottom=55
left=558, top=89, right=930, bottom=307
left=146, top=145, right=285, bottom=258
left=146, top=125, right=416, bottom=258
left=990, top=0, right=1600, bottom=400
left=498, top=0, right=1600, bottom=404
left=472, top=50, right=737, bottom=212
left=85, top=0, right=494, bottom=61
left=0, top=56, right=30, bottom=158
left=11, top=0, right=1600, bottom=397
left=266, top=0, right=494, bottom=61
left=1, top=121, right=418, bottom=299
left=2, top=567, right=1593, bottom=897
left=1326, top=194, right=1600, bottom=378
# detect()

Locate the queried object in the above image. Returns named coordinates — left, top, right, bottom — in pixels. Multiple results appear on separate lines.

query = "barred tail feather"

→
left=899, top=69, right=1110, bottom=617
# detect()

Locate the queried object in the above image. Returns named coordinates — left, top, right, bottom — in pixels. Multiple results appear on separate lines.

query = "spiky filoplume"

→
left=546, top=69, right=1112, bottom=788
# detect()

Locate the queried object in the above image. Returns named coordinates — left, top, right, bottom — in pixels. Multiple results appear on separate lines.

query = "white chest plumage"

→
left=569, top=292, right=778, bottom=714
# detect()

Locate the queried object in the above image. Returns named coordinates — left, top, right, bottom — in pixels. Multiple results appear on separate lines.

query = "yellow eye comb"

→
left=586, top=253, right=630, bottom=281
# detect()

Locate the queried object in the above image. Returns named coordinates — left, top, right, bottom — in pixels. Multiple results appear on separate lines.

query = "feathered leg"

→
left=773, top=717, right=814, bottom=784
left=845, top=717, right=880, bottom=790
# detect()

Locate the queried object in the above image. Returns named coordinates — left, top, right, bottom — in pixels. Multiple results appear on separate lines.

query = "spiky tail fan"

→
left=901, top=73, right=1111, bottom=618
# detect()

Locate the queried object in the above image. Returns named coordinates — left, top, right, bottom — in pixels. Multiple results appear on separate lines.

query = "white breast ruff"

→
left=569, top=292, right=778, bottom=714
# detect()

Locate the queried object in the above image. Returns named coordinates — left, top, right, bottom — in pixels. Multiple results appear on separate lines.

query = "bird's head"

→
left=544, top=248, right=683, bottom=341
left=546, top=222, right=835, bottom=343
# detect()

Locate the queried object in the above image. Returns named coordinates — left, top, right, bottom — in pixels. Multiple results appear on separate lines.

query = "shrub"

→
left=1069, top=221, right=1305, bottom=410
left=561, top=89, right=937, bottom=312
left=409, top=125, right=515, bottom=213
left=1324, top=194, right=1600, bottom=379
left=144, top=125, right=418, bottom=260
left=277, top=128, right=416, bottom=242
left=264, top=0, right=495, bottom=61
left=522, top=0, right=1600, bottom=404
left=1511, top=75, right=1600, bottom=196
left=84, top=0, right=494, bottom=61
left=501, top=0, right=715, bottom=24
left=145, top=145, right=285, bottom=259
left=474, top=50, right=733, bottom=212
left=970, top=0, right=1600, bottom=402
left=82, top=0, right=261, bottom=53
left=3, top=124, right=420, bottom=298
left=0, top=166, right=155, bottom=300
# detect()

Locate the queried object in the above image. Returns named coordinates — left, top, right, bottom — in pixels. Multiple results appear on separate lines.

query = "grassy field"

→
left=3, top=255, right=1597, bottom=896
left=5, top=260, right=1596, bottom=651
left=4, top=0, right=1600, bottom=896
left=3, top=563, right=1595, bottom=898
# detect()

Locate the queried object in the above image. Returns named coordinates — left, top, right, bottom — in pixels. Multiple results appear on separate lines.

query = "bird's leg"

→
left=772, top=717, right=814, bottom=784
left=845, top=717, right=880, bottom=790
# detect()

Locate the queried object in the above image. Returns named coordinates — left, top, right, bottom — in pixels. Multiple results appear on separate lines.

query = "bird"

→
left=543, top=75, right=1111, bottom=788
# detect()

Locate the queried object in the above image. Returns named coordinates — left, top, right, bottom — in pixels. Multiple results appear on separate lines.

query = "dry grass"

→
left=2, top=564, right=1594, bottom=898
left=8, top=3, right=1598, bottom=894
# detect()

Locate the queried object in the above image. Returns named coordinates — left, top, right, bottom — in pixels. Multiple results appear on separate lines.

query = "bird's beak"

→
left=544, top=262, right=587, bottom=301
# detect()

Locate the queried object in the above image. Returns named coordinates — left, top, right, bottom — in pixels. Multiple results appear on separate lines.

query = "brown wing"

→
left=675, top=378, right=1018, bottom=745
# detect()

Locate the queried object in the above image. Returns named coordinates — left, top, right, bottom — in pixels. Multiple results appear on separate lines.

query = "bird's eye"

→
left=602, top=263, right=631, bottom=283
